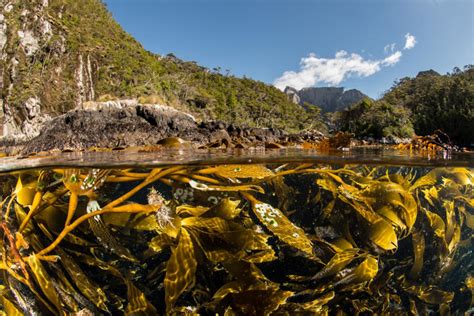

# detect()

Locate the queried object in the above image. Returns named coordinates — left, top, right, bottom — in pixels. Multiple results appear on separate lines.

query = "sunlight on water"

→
left=0, top=151, right=472, bottom=314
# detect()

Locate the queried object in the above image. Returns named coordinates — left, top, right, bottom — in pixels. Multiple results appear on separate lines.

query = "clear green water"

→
left=0, top=149, right=472, bottom=315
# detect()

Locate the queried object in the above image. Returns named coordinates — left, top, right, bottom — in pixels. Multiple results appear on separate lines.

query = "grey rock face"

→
left=285, top=87, right=368, bottom=112
left=0, top=14, right=7, bottom=57
left=1, top=96, right=51, bottom=140
left=1, top=0, right=62, bottom=138
left=299, top=87, right=344, bottom=111
left=283, top=86, right=301, bottom=104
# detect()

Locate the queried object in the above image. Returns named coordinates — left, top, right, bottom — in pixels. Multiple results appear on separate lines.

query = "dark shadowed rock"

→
left=416, top=69, right=441, bottom=78
left=22, top=104, right=198, bottom=153
left=16, top=104, right=321, bottom=154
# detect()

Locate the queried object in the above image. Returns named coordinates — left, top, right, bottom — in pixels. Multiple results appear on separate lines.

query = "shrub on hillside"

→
left=335, top=98, right=414, bottom=139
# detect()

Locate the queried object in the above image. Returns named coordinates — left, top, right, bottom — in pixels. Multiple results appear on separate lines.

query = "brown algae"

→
left=0, top=164, right=472, bottom=314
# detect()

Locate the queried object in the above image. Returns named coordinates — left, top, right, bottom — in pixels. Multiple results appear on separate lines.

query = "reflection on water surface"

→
left=1, top=147, right=474, bottom=172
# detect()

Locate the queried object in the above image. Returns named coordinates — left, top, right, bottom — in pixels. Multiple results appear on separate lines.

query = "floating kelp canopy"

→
left=0, top=162, right=472, bottom=314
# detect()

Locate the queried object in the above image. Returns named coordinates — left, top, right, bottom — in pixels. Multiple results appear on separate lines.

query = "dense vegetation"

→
left=3, top=0, right=325, bottom=133
left=335, top=66, right=474, bottom=145
left=334, top=98, right=414, bottom=139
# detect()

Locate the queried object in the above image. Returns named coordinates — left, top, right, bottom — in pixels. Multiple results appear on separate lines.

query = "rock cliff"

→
left=284, top=86, right=368, bottom=112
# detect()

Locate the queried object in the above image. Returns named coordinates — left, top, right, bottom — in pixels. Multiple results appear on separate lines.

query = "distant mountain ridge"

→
left=284, top=86, right=368, bottom=112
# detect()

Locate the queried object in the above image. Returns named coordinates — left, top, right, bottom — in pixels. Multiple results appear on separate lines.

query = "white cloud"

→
left=382, top=51, right=402, bottom=66
left=384, top=43, right=396, bottom=53
left=274, top=50, right=403, bottom=90
left=404, top=33, right=417, bottom=50
left=274, top=34, right=416, bottom=90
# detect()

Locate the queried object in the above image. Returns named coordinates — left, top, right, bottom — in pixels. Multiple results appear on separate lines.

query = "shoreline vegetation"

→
left=333, top=66, right=473, bottom=147
left=0, top=98, right=465, bottom=157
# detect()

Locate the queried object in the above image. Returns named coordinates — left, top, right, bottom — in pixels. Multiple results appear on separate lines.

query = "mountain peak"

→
left=284, top=86, right=368, bottom=112
left=416, top=69, right=441, bottom=78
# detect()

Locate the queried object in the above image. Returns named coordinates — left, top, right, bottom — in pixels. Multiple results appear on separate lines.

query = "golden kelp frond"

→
left=102, top=212, right=160, bottom=231
left=466, top=276, right=474, bottom=306
left=363, top=182, right=418, bottom=231
left=208, top=279, right=293, bottom=315
left=26, top=254, right=62, bottom=314
left=0, top=295, right=23, bottom=316
left=55, top=248, right=109, bottom=312
left=447, top=167, right=473, bottom=186
left=335, top=256, right=379, bottom=286
left=204, top=198, right=241, bottom=220
left=330, top=237, right=355, bottom=252
left=14, top=177, right=37, bottom=207
left=330, top=183, right=381, bottom=224
left=422, top=186, right=439, bottom=206
left=460, top=207, right=474, bottom=229
left=411, top=169, right=440, bottom=191
left=176, top=204, right=209, bottom=217
left=148, top=232, right=176, bottom=252
left=411, top=167, right=472, bottom=191
left=187, top=179, right=264, bottom=193
left=314, top=168, right=419, bottom=253
left=403, top=281, right=454, bottom=305
left=164, top=228, right=197, bottom=312
left=310, top=248, right=360, bottom=281
left=182, top=216, right=275, bottom=264
left=278, top=291, right=334, bottom=314
left=409, top=231, right=425, bottom=279
left=87, top=216, right=137, bottom=262
left=368, top=219, right=398, bottom=251
left=423, top=208, right=446, bottom=239
left=243, top=192, right=316, bottom=259
left=197, top=164, right=275, bottom=179
left=124, top=279, right=158, bottom=315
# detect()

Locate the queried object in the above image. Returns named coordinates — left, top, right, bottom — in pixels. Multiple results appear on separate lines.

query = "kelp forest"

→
left=0, top=163, right=472, bottom=315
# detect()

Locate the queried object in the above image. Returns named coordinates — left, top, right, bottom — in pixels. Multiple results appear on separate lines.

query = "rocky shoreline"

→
left=0, top=101, right=329, bottom=155
left=0, top=100, right=466, bottom=161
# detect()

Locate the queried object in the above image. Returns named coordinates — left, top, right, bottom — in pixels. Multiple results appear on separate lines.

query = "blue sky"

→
left=104, top=0, right=473, bottom=98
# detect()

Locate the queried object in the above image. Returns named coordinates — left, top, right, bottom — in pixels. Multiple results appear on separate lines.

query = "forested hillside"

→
left=0, top=0, right=324, bottom=138
left=335, top=66, right=473, bottom=146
